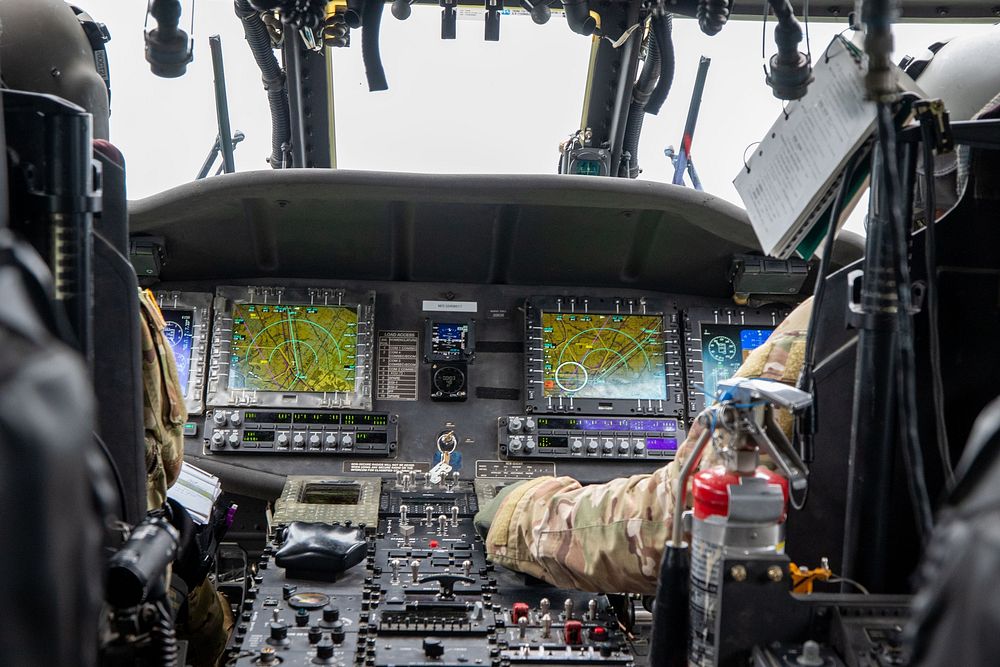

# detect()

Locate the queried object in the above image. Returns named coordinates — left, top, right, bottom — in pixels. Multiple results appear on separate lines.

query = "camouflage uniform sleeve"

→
left=139, top=289, right=188, bottom=510
left=484, top=298, right=812, bottom=594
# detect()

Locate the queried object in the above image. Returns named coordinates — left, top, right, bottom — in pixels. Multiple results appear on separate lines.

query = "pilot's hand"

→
left=474, top=480, right=529, bottom=541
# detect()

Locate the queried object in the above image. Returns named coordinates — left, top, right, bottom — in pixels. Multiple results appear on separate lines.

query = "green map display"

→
left=229, top=303, right=358, bottom=393
left=541, top=312, right=667, bottom=400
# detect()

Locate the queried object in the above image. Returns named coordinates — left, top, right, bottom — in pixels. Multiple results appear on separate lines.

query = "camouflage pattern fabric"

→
left=484, top=299, right=812, bottom=594
left=176, top=580, right=235, bottom=667
left=139, top=288, right=187, bottom=509
left=140, top=289, right=231, bottom=666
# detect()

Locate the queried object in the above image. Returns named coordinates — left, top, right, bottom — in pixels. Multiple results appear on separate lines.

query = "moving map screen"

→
left=541, top=312, right=667, bottom=400
left=700, top=323, right=774, bottom=399
left=161, top=308, right=194, bottom=393
left=228, top=303, right=358, bottom=393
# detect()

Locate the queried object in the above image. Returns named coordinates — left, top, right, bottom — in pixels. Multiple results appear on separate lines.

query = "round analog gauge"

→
left=288, top=592, right=331, bottom=609
left=433, top=366, right=466, bottom=394
left=707, top=335, right=737, bottom=362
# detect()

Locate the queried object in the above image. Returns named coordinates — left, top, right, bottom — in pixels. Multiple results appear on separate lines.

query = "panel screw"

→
left=730, top=565, right=747, bottom=582
left=767, top=565, right=784, bottom=582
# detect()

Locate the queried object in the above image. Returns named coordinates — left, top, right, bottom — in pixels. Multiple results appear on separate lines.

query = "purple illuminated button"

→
left=646, top=437, right=678, bottom=451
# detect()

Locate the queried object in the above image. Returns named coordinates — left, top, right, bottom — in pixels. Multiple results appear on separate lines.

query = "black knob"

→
left=323, top=605, right=340, bottom=622
left=316, top=639, right=335, bottom=660
left=308, top=625, right=323, bottom=644
left=330, top=620, right=346, bottom=644
left=295, top=608, right=310, bottom=627
left=282, top=584, right=297, bottom=599
left=268, top=622, right=289, bottom=646
left=242, top=600, right=255, bottom=612
left=423, top=637, right=444, bottom=658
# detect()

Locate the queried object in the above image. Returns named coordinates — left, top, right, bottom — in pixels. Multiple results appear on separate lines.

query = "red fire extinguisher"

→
left=688, top=462, right=790, bottom=666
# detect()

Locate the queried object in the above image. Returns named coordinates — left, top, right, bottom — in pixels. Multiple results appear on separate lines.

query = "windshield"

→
left=92, top=0, right=992, bottom=236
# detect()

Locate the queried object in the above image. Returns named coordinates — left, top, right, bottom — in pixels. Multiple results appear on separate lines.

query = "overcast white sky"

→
left=86, top=0, right=994, bottom=236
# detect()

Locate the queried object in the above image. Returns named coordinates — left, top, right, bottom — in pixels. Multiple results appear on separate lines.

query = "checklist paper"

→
left=734, top=35, right=920, bottom=259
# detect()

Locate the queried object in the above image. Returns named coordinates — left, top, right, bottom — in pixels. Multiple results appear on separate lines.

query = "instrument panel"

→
left=158, top=280, right=793, bottom=484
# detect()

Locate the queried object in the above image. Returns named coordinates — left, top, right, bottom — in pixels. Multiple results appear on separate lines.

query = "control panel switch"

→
left=423, top=638, right=445, bottom=658
left=511, top=602, right=530, bottom=624
left=564, top=620, right=583, bottom=645
left=507, top=416, right=523, bottom=434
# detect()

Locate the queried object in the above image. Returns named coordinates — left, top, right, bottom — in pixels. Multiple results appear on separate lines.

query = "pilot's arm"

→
left=476, top=299, right=812, bottom=594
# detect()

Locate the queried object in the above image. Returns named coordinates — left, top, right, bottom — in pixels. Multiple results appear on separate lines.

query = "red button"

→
left=429, top=539, right=439, bottom=548
left=564, top=620, right=583, bottom=644
left=589, top=626, right=607, bottom=641
left=511, top=602, right=530, bottom=624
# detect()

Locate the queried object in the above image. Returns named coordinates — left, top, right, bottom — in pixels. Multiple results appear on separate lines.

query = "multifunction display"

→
left=524, top=296, right=684, bottom=416
left=699, top=323, right=774, bottom=400
left=162, top=308, right=195, bottom=393
left=229, top=303, right=358, bottom=393
left=207, top=287, right=375, bottom=411
left=541, top=312, right=667, bottom=400
left=430, top=322, right=469, bottom=359
left=154, top=291, right=213, bottom=415
left=684, top=307, right=786, bottom=419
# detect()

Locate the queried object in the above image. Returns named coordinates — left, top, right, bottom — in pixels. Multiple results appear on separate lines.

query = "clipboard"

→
left=734, top=35, right=921, bottom=259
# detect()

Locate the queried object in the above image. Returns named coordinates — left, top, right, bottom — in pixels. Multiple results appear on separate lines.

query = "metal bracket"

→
left=913, top=98, right=954, bottom=154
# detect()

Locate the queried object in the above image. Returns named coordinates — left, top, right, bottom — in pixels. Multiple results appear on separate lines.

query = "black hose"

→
left=878, top=103, right=934, bottom=541
left=648, top=543, right=689, bottom=666
left=150, top=600, right=179, bottom=667
left=621, top=31, right=661, bottom=177
left=768, top=0, right=803, bottom=66
left=361, top=0, right=389, bottom=91
left=696, top=0, right=730, bottom=36
left=645, top=13, right=675, bottom=115
left=920, top=120, right=953, bottom=489
left=563, top=0, right=596, bottom=36
left=235, top=0, right=291, bottom=168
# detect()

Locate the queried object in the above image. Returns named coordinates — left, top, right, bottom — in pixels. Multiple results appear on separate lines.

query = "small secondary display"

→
left=700, top=323, right=774, bottom=400
left=646, top=437, right=678, bottom=451
left=535, top=417, right=678, bottom=432
left=431, top=322, right=469, bottom=359
left=161, top=308, right=194, bottom=393
left=228, top=303, right=358, bottom=393
left=541, top=312, right=667, bottom=400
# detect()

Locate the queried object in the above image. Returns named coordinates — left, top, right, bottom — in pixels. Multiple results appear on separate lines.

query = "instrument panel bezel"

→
left=522, top=294, right=685, bottom=417
left=207, top=285, right=376, bottom=411
left=683, top=306, right=789, bottom=419
left=153, top=290, right=213, bottom=415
